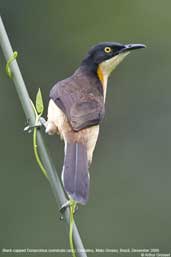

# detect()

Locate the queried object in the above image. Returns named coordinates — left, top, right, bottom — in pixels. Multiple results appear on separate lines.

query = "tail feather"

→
left=62, top=142, right=89, bottom=204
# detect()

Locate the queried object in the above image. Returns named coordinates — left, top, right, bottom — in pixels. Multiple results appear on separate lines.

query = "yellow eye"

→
left=104, top=47, right=112, bottom=53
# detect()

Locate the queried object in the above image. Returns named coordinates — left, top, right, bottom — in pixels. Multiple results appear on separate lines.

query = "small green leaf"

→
left=36, top=88, right=44, bottom=114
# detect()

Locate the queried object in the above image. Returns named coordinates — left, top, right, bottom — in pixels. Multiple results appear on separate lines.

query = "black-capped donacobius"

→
left=45, top=42, right=145, bottom=205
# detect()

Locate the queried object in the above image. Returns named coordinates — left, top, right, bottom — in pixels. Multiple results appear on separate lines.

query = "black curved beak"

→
left=121, top=43, right=146, bottom=53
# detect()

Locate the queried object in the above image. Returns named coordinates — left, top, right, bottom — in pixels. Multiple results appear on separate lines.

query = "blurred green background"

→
left=0, top=0, right=171, bottom=256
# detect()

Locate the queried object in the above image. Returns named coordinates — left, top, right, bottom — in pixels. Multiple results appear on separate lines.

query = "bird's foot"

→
left=39, top=117, right=47, bottom=129
left=24, top=117, right=47, bottom=133
left=59, top=200, right=78, bottom=220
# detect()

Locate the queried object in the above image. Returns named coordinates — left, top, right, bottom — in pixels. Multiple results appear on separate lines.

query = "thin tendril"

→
left=30, top=99, right=48, bottom=179
left=33, top=114, right=48, bottom=178
left=6, top=51, right=18, bottom=78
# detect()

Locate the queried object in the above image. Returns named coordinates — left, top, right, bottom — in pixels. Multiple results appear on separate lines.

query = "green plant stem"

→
left=70, top=200, right=77, bottom=257
left=0, top=16, right=87, bottom=257
left=32, top=98, right=76, bottom=256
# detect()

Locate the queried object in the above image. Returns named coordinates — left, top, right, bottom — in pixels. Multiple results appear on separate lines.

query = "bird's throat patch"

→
left=97, top=66, right=104, bottom=84
left=97, top=65, right=108, bottom=101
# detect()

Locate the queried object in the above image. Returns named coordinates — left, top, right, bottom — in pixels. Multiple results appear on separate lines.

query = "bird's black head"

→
left=81, top=41, right=146, bottom=74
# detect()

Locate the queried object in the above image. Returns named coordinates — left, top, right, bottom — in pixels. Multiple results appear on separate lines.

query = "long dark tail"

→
left=62, top=142, right=89, bottom=204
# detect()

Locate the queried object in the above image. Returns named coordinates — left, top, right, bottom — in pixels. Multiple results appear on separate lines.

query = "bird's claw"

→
left=24, top=117, right=47, bottom=133
left=74, top=204, right=79, bottom=214
left=39, top=117, right=47, bottom=128
left=59, top=201, right=70, bottom=220
left=59, top=200, right=70, bottom=213
left=24, top=123, right=41, bottom=133
left=59, top=200, right=78, bottom=220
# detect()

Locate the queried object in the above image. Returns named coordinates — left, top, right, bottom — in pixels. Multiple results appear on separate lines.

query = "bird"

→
left=45, top=42, right=145, bottom=206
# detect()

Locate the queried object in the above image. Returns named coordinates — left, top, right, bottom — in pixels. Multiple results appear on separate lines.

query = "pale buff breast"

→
left=46, top=99, right=99, bottom=163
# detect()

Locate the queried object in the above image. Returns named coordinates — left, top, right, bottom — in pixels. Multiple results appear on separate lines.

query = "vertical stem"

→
left=0, top=16, right=87, bottom=257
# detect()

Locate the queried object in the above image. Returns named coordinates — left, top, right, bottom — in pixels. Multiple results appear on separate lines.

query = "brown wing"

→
left=70, top=99, right=104, bottom=131
left=49, top=70, right=105, bottom=131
